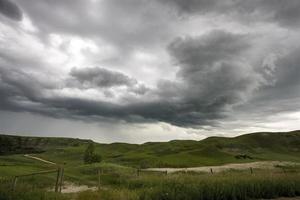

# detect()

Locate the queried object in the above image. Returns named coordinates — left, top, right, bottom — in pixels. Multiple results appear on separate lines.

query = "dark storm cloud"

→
left=67, top=67, right=150, bottom=97
left=0, top=0, right=22, bottom=21
left=1, top=0, right=300, bottom=133
left=162, top=0, right=300, bottom=28
left=272, top=48, right=300, bottom=88
left=0, top=67, right=55, bottom=115
left=167, top=30, right=261, bottom=106
left=168, top=31, right=251, bottom=75
left=0, top=65, right=220, bottom=126
left=69, top=67, right=137, bottom=88
left=160, top=0, right=231, bottom=14
left=44, top=97, right=224, bottom=126
left=0, top=31, right=264, bottom=127
left=245, top=47, right=300, bottom=107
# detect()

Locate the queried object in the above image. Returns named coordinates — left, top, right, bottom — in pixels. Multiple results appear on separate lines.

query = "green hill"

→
left=0, top=130, right=300, bottom=168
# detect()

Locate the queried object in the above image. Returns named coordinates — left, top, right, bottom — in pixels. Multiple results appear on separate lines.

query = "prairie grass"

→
left=136, top=172, right=300, bottom=200
left=1, top=167, right=299, bottom=200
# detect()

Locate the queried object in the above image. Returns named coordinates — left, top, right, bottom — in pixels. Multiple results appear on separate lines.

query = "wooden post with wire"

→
left=59, top=164, right=65, bottom=193
left=11, top=176, right=18, bottom=192
left=97, top=168, right=101, bottom=190
left=11, top=169, right=58, bottom=192
left=55, top=167, right=61, bottom=193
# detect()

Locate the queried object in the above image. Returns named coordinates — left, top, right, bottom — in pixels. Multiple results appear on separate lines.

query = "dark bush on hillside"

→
left=83, top=142, right=102, bottom=164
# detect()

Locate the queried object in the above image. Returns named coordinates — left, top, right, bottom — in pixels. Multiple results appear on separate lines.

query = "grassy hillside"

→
left=0, top=130, right=300, bottom=168
left=0, top=131, right=300, bottom=200
left=102, top=130, right=300, bottom=167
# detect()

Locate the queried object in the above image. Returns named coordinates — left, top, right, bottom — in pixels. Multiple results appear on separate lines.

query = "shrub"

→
left=83, top=142, right=102, bottom=164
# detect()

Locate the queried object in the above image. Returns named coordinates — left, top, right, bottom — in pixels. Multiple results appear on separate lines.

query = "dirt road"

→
left=24, top=154, right=56, bottom=165
left=263, top=197, right=300, bottom=200
left=144, top=161, right=298, bottom=174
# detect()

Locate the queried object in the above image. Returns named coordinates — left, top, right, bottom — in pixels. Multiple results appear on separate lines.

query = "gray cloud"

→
left=0, top=67, right=52, bottom=116
left=245, top=47, right=300, bottom=107
left=69, top=67, right=137, bottom=88
left=167, top=30, right=262, bottom=105
left=160, top=0, right=231, bottom=15
left=272, top=48, right=300, bottom=88
left=2, top=34, right=298, bottom=128
left=0, top=0, right=22, bottom=21
left=1, top=0, right=300, bottom=140
left=162, top=0, right=300, bottom=28
left=0, top=31, right=268, bottom=127
left=56, top=31, right=262, bottom=127
left=14, top=0, right=177, bottom=54
left=236, top=0, right=300, bottom=28
left=168, top=31, right=251, bottom=76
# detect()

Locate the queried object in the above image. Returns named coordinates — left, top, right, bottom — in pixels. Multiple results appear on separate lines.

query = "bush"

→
left=83, top=142, right=102, bottom=164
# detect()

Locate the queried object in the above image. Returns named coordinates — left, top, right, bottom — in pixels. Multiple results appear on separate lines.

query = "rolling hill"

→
left=0, top=130, right=300, bottom=168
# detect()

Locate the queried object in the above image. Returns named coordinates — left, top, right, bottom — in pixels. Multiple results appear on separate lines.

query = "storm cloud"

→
left=0, top=0, right=300, bottom=142
left=162, top=0, right=300, bottom=28
left=0, top=31, right=276, bottom=127
left=0, top=0, right=22, bottom=21
left=69, top=67, right=137, bottom=88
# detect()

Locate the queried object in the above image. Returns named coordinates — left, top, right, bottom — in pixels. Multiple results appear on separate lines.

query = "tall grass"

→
left=1, top=168, right=299, bottom=200
left=137, top=173, right=300, bottom=200
left=0, top=181, right=67, bottom=200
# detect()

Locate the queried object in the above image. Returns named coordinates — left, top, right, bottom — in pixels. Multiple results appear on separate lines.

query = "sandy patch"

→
left=60, top=182, right=97, bottom=193
left=48, top=182, right=97, bottom=193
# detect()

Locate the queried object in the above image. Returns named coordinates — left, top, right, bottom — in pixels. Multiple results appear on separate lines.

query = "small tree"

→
left=83, top=142, right=102, bottom=164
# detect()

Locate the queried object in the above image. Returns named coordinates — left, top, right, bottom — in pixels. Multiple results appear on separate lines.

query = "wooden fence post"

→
left=55, top=168, right=61, bottom=193
left=59, top=165, right=64, bottom=193
left=210, top=168, right=213, bottom=174
left=165, top=170, right=168, bottom=175
left=97, top=168, right=101, bottom=190
left=250, top=167, right=253, bottom=174
left=8, top=169, right=59, bottom=193
left=12, top=176, right=18, bottom=191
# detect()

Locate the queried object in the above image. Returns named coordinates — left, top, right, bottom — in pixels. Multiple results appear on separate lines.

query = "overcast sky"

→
left=0, top=0, right=300, bottom=143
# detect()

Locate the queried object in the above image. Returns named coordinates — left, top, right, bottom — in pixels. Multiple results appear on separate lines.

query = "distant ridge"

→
left=0, top=134, right=91, bottom=155
left=1, top=130, right=299, bottom=168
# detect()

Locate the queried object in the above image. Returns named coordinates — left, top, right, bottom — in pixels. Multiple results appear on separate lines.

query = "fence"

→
left=10, top=166, right=64, bottom=193
left=0, top=177, right=11, bottom=185
left=93, top=167, right=168, bottom=190
left=2, top=164, right=298, bottom=193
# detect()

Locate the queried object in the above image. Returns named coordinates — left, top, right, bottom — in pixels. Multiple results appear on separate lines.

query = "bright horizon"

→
left=2, top=130, right=299, bottom=145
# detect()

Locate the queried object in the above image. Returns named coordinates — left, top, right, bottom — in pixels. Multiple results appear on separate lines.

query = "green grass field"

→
left=1, top=166, right=300, bottom=200
left=0, top=130, right=300, bottom=199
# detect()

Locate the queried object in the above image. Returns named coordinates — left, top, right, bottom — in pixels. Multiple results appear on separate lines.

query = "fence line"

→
left=3, top=163, right=295, bottom=194
left=11, top=166, right=65, bottom=193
